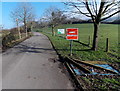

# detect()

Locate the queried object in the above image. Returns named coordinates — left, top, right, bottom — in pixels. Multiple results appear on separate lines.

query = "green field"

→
left=35, top=23, right=119, bottom=64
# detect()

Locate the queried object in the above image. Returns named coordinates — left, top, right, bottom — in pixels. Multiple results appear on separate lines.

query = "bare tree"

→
left=27, top=21, right=37, bottom=32
left=44, top=6, right=67, bottom=36
left=11, top=2, right=35, bottom=37
left=16, top=18, right=22, bottom=39
left=64, top=0, right=120, bottom=51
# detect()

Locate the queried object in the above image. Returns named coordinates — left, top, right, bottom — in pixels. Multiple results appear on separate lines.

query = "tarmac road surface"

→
left=2, top=32, right=74, bottom=89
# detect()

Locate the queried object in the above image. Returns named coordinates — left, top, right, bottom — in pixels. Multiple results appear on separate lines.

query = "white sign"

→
left=58, top=29, right=65, bottom=34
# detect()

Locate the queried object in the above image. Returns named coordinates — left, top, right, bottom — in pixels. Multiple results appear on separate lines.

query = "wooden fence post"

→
left=106, top=38, right=109, bottom=52
left=88, top=36, right=90, bottom=46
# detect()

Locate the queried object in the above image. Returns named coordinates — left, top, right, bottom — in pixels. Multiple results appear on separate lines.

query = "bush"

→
left=2, top=32, right=16, bottom=48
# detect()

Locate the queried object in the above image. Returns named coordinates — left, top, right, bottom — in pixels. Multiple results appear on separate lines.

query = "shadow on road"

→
left=14, top=44, right=54, bottom=54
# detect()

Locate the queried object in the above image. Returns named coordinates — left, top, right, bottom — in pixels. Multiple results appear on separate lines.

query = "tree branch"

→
left=101, top=10, right=120, bottom=21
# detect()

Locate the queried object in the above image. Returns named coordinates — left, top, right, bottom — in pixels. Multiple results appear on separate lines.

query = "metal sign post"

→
left=70, top=40, right=73, bottom=56
left=66, top=28, right=78, bottom=56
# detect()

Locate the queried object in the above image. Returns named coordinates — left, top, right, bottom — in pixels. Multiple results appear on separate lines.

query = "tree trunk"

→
left=91, top=23, right=100, bottom=51
left=18, top=27, right=22, bottom=39
left=52, top=25, right=55, bottom=36
left=25, top=24, right=28, bottom=37
left=24, top=19, right=28, bottom=37
left=17, top=21, right=21, bottom=39
left=31, top=25, right=33, bottom=33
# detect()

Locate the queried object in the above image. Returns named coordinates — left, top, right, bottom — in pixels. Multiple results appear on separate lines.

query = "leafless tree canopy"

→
left=11, top=2, right=35, bottom=36
left=44, top=6, right=67, bottom=26
left=64, top=0, right=120, bottom=51
left=64, top=0, right=120, bottom=22
left=42, top=6, right=67, bottom=36
left=11, top=2, right=35, bottom=27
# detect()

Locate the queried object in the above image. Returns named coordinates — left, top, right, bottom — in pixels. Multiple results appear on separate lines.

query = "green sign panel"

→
left=58, top=29, right=65, bottom=34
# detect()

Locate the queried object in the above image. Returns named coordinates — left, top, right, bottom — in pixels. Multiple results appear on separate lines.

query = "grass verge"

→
left=34, top=23, right=119, bottom=70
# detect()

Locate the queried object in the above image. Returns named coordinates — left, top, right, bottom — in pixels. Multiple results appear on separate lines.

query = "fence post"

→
left=88, top=36, right=90, bottom=46
left=106, top=38, right=109, bottom=52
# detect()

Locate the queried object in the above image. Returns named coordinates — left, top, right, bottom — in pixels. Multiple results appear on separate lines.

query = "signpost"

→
left=57, top=29, right=65, bottom=34
left=66, top=28, right=78, bottom=56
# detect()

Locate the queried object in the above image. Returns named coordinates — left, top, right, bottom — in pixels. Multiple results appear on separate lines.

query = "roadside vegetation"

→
left=35, top=23, right=120, bottom=90
left=78, top=75, right=120, bottom=89
left=1, top=3, right=35, bottom=52
left=1, top=29, right=32, bottom=52
left=34, top=23, right=119, bottom=70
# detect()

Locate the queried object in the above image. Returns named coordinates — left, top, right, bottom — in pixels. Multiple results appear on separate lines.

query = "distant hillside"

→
left=112, top=19, right=120, bottom=24
left=74, top=16, right=120, bottom=24
left=102, top=16, right=120, bottom=24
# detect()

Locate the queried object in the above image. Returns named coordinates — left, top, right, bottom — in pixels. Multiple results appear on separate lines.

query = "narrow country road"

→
left=2, top=32, right=74, bottom=89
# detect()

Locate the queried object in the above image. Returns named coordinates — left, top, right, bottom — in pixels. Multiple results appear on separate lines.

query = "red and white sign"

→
left=66, top=28, right=78, bottom=40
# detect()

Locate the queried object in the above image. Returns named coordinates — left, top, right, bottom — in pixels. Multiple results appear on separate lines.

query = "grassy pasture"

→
left=35, top=23, right=119, bottom=63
